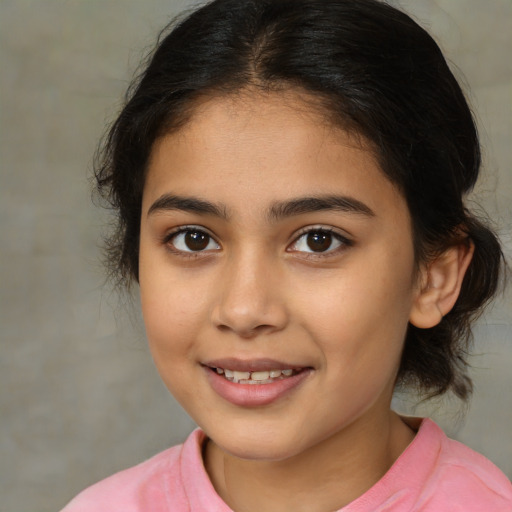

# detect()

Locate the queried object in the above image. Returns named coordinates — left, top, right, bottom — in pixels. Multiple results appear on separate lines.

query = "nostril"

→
left=228, top=323, right=278, bottom=339
left=210, top=284, right=289, bottom=337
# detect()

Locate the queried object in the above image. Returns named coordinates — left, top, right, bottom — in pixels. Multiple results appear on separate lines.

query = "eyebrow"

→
left=147, top=194, right=228, bottom=219
left=147, top=193, right=375, bottom=220
left=268, top=195, right=375, bottom=220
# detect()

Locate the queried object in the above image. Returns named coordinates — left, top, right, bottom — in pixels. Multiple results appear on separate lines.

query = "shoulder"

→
left=59, top=429, right=204, bottom=512
left=416, top=419, right=512, bottom=511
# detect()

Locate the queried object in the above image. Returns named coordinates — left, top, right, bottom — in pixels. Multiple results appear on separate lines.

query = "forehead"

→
left=143, top=91, right=408, bottom=224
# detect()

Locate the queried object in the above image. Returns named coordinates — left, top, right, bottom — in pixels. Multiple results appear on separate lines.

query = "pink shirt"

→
left=61, top=419, right=512, bottom=511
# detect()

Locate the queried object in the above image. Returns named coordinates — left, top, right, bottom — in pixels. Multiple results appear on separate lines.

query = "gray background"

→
left=1, top=1, right=511, bottom=511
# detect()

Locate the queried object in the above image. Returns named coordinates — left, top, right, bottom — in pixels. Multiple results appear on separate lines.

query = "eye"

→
left=166, top=227, right=220, bottom=253
left=289, top=228, right=350, bottom=254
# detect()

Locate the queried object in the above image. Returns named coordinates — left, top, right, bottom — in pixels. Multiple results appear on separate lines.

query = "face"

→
left=139, top=91, right=421, bottom=461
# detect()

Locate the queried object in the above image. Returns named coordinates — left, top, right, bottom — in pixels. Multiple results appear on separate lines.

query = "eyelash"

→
left=162, top=225, right=353, bottom=259
left=162, top=225, right=220, bottom=258
left=288, top=227, right=353, bottom=259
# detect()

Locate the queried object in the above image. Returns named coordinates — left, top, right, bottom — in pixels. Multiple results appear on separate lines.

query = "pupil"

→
left=307, top=231, right=332, bottom=252
left=185, top=231, right=209, bottom=251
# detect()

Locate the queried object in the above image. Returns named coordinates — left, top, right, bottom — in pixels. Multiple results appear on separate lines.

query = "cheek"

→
left=140, top=283, right=202, bottom=406
left=138, top=259, right=198, bottom=369
left=296, top=250, right=415, bottom=370
left=139, top=261, right=220, bottom=399
left=141, top=282, right=199, bottom=350
left=139, top=241, right=204, bottom=336
left=301, top=270, right=412, bottom=334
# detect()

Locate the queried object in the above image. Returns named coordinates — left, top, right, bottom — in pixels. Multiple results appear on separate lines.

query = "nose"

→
left=211, top=252, right=289, bottom=338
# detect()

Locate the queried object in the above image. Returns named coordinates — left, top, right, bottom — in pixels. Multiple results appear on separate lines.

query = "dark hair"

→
left=95, top=0, right=504, bottom=399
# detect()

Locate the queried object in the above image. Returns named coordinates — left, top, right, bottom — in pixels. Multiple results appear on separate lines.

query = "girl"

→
left=62, top=0, right=511, bottom=510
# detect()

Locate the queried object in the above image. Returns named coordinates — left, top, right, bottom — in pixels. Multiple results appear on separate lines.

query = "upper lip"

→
left=203, top=358, right=308, bottom=372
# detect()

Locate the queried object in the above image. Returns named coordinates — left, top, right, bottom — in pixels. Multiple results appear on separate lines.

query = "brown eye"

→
left=169, top=228, right=220, bottom=252
left=290, top=228, right=349, bottom=255
left=185, top=231, right=209, bottom=251
left=306, top=231, right=333, bottom=252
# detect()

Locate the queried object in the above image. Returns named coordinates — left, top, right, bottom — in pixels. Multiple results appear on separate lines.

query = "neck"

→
left=203, top=410, right=414, bottom=512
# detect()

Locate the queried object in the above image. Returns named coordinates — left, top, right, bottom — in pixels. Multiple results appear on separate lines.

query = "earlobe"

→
left=409, top=241, right=474, bottom=329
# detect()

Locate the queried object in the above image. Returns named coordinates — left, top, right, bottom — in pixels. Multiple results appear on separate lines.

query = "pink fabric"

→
left=61, top=419, right=512, bottom=511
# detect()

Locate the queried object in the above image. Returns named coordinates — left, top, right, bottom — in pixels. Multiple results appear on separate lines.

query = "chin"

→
left=208, top=425, right=307, bottom=462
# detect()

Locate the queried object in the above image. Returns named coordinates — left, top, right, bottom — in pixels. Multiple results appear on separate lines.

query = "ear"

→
left=409, top=241, right=474, bottom=329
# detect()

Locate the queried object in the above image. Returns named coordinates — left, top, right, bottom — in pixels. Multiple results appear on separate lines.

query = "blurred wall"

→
left=1, top=1, right=510, bottom=511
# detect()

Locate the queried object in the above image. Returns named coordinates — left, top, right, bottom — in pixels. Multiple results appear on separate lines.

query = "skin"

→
left=138, top=91, right=467, bottom=511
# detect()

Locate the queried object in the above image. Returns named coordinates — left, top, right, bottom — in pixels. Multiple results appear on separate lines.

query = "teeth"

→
left=214, top=367, right=299, bottom=383
left=239, top=378, right=273, bottom=385
left=251, top=371, right=270, bottom=381
left=233, top=371, right=251, bottom=381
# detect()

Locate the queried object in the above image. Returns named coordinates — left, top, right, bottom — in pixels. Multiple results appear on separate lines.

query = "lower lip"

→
left=204, top=367, right=312, bottom=407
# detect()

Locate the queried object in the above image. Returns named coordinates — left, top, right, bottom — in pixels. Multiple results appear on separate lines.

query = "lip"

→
left=203, top=362, right=313, bottom=407
left=203, top=357, right=305, bottom=372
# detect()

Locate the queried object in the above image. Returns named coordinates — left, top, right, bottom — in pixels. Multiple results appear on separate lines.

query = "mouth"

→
left=202, top=358, right=312, bottom=406
left=207, top=366, right=302, bottom=385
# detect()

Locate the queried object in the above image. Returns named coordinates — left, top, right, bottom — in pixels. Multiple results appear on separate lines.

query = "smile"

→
left=210, top=367, right=299, bottom=384
left=203, top=361, right=312, bottom=406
